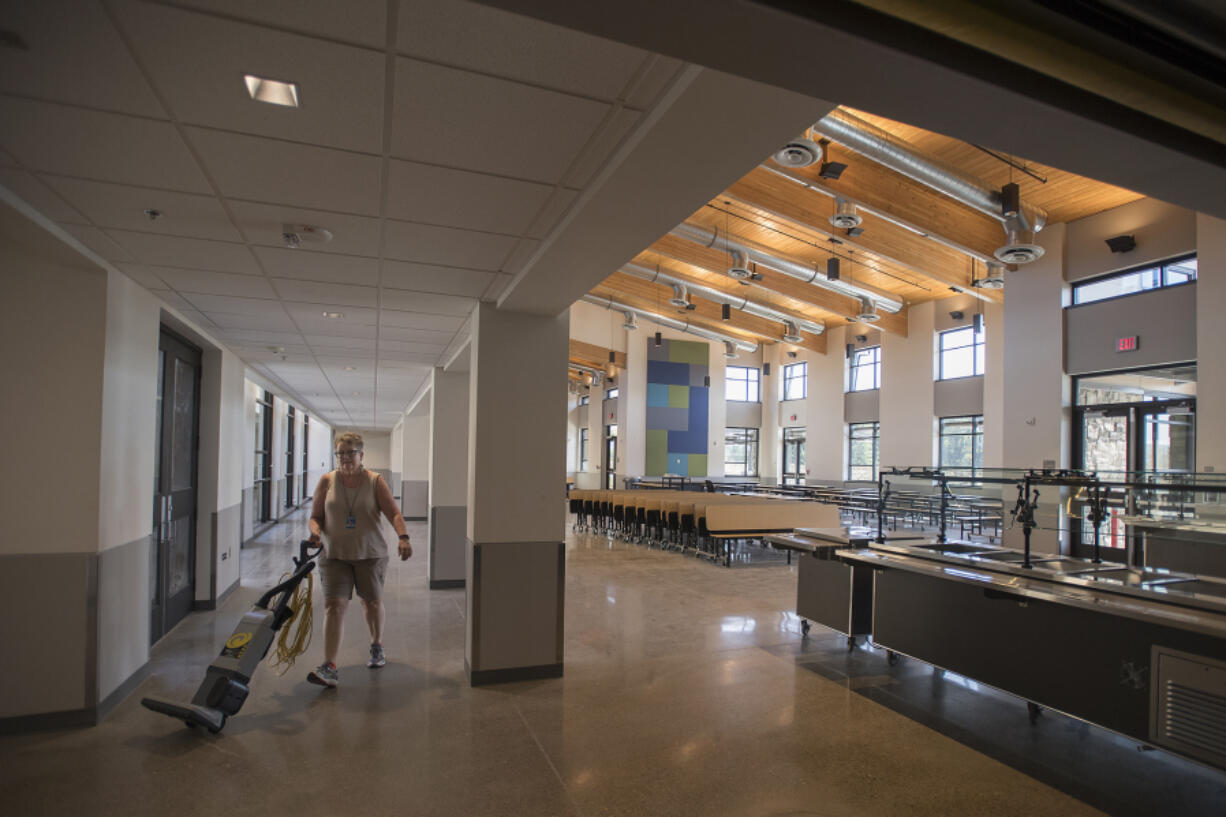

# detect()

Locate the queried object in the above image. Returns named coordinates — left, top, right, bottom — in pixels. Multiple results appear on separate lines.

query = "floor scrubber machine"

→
left=141, top=539, right=321, bottom=733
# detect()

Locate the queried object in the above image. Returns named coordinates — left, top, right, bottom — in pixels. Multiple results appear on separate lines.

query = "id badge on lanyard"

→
left=345, top=514, right=357, bottom=529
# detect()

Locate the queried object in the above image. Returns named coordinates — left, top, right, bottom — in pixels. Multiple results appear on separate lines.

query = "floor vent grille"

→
left=1152, top=647, right=1226, bottom=769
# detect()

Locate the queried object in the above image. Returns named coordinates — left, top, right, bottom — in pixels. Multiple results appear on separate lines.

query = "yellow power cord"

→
left=267, top=571, right=314, bottom=675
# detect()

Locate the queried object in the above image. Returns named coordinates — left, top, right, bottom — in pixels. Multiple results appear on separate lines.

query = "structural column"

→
left=466, top=302, right=568, bottom=684
left=428, top=368, right=468, bottom=589
left=399, top=414, right=429, bottom=520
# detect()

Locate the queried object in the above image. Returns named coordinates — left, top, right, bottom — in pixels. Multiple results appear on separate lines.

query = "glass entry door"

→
left=605, top=424, right=618, bottom=490
left=1140, top=409, right=1195, bottom=473
left=782, top=428, right=805, bottom=485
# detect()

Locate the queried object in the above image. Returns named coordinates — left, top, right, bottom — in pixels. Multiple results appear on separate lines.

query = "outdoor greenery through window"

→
left=848, top=346, right=881, bottom=392
left=939, top=415, right=984, bottom=480
left=938, top=325, right=985, bottom=380
left=724, top=427, right=759, bottom=476
left=725, top=366, right=760, bottom=402
left=783, top=361, right=807, bottom=400
left=1072, top=256, right=1197, bottom=305
left=847, top=422, right=879, bottom=481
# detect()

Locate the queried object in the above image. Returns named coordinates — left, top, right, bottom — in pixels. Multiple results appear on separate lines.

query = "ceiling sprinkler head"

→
left=144, top=208, right=163, bottom=221
left=283, top=231, right=301, bottom=249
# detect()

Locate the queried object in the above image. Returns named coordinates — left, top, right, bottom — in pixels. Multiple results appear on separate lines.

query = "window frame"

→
left=938, top=415, right=985, bottom=481
left=1071, top=254, right=1197, bottom=306
left=847, top=421, right=880, bottom=482
left=938, top=325, right=985, bottom=380
left=723, top=427, right=760, bottom=477
left=605, top=387, right=620, bottom=400
left=782, top=361, right=807, bottom=401
left=847, top=346, right=881, bottom=392
left=725, top=366, right=761, bottom=402
left=579, top=428, right=589, bottom=471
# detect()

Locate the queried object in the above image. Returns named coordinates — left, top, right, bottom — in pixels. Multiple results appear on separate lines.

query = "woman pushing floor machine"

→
left=141, top=540, right=321, bottom=733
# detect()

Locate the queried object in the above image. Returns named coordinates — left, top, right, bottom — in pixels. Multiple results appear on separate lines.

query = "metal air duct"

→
left=726, top=247, right=752, bottom=279
left=583, top=294, right=758, bottom=353
left=668, top=284, right=690, bottom=308
left=621, top=262, right=825, bottom=337
left=811, top=109, right=1048, bottom=263
left=668, top=223, right=903, bottom=313
left=829, top=197, right=862, bottom=229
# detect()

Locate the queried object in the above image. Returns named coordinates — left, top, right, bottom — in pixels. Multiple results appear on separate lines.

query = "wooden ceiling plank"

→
left=569, top=339, right=626, bottom=370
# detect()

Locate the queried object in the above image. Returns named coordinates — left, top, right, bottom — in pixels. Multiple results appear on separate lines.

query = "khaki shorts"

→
left=318, top=556, right=388, bottom=602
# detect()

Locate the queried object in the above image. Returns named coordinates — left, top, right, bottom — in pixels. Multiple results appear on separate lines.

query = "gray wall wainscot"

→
left=241, top=485, right=256, bottom=543
left=429, top=505, right=467, bottom=588
left=725, top=400, right=762, bottom=428
left=391, top=471, right=402, bottom=500
left=934, top=375, right=985, bottom=418
left=1065, top=284, right=1197, bottom=375
left=198, top=503, right=241, bottom=609
left=402, top=480, right=428, bottom=520
left=97, top=536, right=150, bottom=703
left=844, top=389, right=880, bottom=423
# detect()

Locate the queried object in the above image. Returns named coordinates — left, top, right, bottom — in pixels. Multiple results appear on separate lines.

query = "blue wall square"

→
left=647, top=359, right=691, bottom=386
left=688, top=386, right=708, bottom=428
left=668, top=428, right=706, bottom=455
left=646, top=383, right=670, bottom=407
left=667, top=453, right=687, bottom=475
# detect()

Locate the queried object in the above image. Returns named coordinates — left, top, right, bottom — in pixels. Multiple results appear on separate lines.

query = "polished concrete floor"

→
left=3, top=507, right=1224, bottom=816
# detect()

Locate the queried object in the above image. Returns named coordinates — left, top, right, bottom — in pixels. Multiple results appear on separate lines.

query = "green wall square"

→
left=687, top=453, right=708, bottom=477
left=646, top=429, right=668, bottom=475
left=668, top=384, right=689, bottom=408
left=668, top=340, right=708, bottom=367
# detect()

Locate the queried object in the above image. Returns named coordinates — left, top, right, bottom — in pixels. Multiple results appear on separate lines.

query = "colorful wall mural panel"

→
left=645, top=339, right=708, bottom=476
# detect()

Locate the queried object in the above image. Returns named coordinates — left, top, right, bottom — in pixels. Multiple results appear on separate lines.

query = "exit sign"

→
left=1117, top=336, right=1139, bottom=352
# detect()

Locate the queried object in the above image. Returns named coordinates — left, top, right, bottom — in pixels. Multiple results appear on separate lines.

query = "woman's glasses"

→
left=335, top=449, right=361, bottom=459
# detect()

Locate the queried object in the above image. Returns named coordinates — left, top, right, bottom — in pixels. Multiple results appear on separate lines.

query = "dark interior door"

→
left=152, top=329, right=201, bottom=643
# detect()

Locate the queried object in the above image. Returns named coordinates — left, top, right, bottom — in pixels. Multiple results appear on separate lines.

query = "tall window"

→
left=605, top=387, right=619, bottom=399
left=301, top=415, right=310, bottom=500
left=848, top=346, right=881, bottom=392
left=285, top=405, right=296, bottom=508
left=725, top=366, right=760, bottom=402
left=848, top=422, right=879, bottom=481
left=1072, top=255, right=1197, bottom=305
left=783, top=362, right=807, bottom=400
left=782, top=428, right=806, bottom=485
left=939, top=416, right=984, bottom=479
left=579, top=395, right=590, bottom=406
left=938, top=326, right=985, bottom=380
left=579, top=428, right=589, bottom=471
left=724, top=427, right=759, bottom=477
left=254, top=390, right=273, bottom=522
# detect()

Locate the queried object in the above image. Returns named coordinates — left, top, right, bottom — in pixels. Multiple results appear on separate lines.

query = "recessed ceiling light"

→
left=323, top=311, right=343, bottom=319
left=351, top=391, right=360, bottom=396
left=244, top=74, right=300, bottom=107
left=344, top=366, right=356, bottom=371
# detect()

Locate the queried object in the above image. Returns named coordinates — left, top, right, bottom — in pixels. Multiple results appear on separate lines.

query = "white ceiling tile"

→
left=289, top=299, right=379, bottom=324
left=183, top=293, right=281, bottom=316
left=379, top=338, right=451, bottom=354
left=382, top=219, right=516, bottom=270
left=0, top=168, right=87, bottom=223
left=501, top=239, right=541, bottom=276
left=378, top=289, right=475, bottom=317
left=294, top=321, right=378, bottom=340
left=483, top=274, right=515, bottom=301
left=173, top=0, right=387, bottom=48
left=0, top=1, right=166, bottom=117
left=185, top=127, right=383, bottom=215
left=0, top=147, right=18, bottom=167
left=255, top=247, right=379, bottom=285
left=0, top=98, right=210, bottom=192
left=208, top=328, right=305, bottom=344
left=380, top=259, right=493, bottom=298
left=391, top=59, right=609, bottom=183
left=525, top=188, right=578, bottom=240
left=380, top=309, right=465, bottom=332
left=229, top=201, right=381, bottom=256
left=61, top=224, right=138, bottom=263
left=207, top=310, right=296, bottom=331
left=44, top=176, right=242, bottom=241
left=397, top=0, right=647, bottom=103
left=378, top=349, right=444, bottom=365
left=273, top=279, right=378, bottom=307
left=103, top=229, right=260, bottom=274
left=150, top=289, right=197, bottom=311
left=625, top=56, right=686, bottom=110
left=564, top=107, right=641, bottom=189
left=156, top=268, right=278, bottom=298
left=385, top=160, right=554, bottom=235
left=176, top=308, right=216, bottom=329
left=116, top=264, right=170, bottom=288
left=305, top=335, right=376, bottom=350
left=115, top=2, right=385, bottom=153
left=378, top=324, right=456, bottom=344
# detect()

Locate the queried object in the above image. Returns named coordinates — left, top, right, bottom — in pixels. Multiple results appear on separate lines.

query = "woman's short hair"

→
left=334, top=431, right=364, bottom=451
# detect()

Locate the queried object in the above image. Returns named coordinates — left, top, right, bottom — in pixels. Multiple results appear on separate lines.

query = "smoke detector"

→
left=995, top=226, right=1044, bottom=265
left=773, top=135, right=821, bottom=168
left=668, top=284, right=690, bottom=309
left=856, top=296, right=880, bottom=323
left=782, top=321, right=803, bottom=344
left=828, top=198, right=862, bottom=230
left=723, top=341, right=738, bottom=359
left=282, top=223, right=334, bottom=249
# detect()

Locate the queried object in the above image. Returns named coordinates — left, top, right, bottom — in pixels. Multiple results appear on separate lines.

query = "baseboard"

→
left=194, top=575, right=239, bottom=611
left=0, top=707, right=95, bottom=735
left=429, top=578, right=465, bottom=590
left=97, top=661, right=150, bottom=723
left=466, top=661, right=563, bottom=686
left=404, top=516, right=427, bottom=521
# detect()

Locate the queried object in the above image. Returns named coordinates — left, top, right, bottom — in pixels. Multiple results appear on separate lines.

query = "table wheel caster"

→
left=1027, top=701, right=1042, bottom=725
left=847, top=636, right=857, bottom=651
left=887, top=650, right=900, bottom=666
left=801, top=620, right=811, bottom=636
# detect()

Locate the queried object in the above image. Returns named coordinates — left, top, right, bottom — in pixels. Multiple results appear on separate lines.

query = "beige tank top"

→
left=321, top=469, right=388, bottom=560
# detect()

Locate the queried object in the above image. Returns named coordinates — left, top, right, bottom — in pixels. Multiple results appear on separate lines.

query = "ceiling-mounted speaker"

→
left=827, top=257, right=840, bottom=281
left=1001, top=182, right=1020, bottom=219
left=973, top=313, right=984, bottom=333
left=1105, top=234, right=1137, bottom=253
left=845, top=343, right=855, bottom=359
left=703, top=375, right=711, bottom=387
left=654, top=331, right=662, bottom=347
left=721, top=303, right=731, bottom=321
left=950, top=310, right=964, bottom=320
left=763, top=363, right=771, bottom=376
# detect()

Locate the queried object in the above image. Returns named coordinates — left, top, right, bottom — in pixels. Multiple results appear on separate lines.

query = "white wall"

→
left=1197, top=213, right=1226, bottom=473
left=805, top=324, right=847, bottom=482
left=1065, top=198, right=1196, bottom=282
left=359, top=430, right=392, bottom=470
left=880, top=301, right=936, bottom=470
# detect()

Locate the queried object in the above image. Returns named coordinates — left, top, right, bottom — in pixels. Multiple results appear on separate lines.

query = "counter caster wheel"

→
left=801, top=620, right=811, bottom=636
left=847, top=636, right=857, bottom=652
left=1027, top=702, right=1042, bottom=725
left=887, top=650, right=900, bottom=666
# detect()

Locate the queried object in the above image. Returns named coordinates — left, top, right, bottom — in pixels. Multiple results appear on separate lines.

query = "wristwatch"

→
left=398, top=534, right=410, bottom=541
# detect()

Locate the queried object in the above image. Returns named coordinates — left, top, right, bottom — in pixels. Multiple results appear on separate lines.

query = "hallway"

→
left=2, top=509, right=1222, bottom=816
